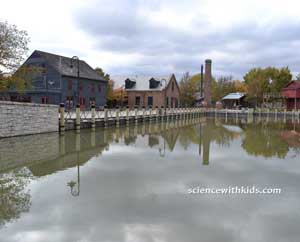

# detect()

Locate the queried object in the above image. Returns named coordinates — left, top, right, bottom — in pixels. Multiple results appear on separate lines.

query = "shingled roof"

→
left=29, top=50, right=106, bottom=82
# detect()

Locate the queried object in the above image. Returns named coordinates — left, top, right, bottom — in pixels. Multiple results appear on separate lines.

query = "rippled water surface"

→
left=1, top=117, right=300, bottom=242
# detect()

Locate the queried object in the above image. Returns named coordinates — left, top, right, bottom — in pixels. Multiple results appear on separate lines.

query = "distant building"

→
left=222, top=92, right=246, bottom=109
left=124, top=74, right=180, bottom=108
left=281, top=80, right=300, bottom=110
left=0, top=50, right=107, bottom=109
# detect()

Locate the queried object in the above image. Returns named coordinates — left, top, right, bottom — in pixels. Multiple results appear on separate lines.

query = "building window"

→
left=41, top=96, right=49, bottom=104
left=98, top=84, right=102, bottom=92
left=148, top=96, right=153, bottom=106
left=172, top=82, right=174, bottom=91
left=89, top=97, right=96, bottom=106
left=66, top=96, right=74, bottom=109
left=68, top=80, right=73, bottom=90
left=91, top=83, right=95, bottom=92
left=166, top=96, right=169, bottom=107
left=135, top=96, right=141, bottom=106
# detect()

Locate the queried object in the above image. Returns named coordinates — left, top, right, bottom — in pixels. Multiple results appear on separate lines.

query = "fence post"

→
left=59, top=103, right=65, bottom=134
left=75, top=104, right=80, bottom=132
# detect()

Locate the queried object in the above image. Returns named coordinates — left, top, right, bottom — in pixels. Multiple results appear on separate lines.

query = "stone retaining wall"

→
left=0, top=101, right=58, bottom=138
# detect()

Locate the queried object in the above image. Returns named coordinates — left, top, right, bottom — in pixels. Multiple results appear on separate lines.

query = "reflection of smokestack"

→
left=204, top=59, right=212, bottom=106
left=202, top=123, right=210, bottom=165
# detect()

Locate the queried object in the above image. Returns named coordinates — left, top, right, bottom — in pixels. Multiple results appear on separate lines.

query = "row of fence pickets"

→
left=61, top=108, right=300, bottom=122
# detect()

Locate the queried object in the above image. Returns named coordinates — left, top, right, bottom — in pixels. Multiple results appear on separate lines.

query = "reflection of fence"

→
left=59, top=105, right=204, bottom=133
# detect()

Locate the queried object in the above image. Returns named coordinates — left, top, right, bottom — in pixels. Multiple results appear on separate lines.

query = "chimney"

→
left=204, top=59, right=212, bottom=106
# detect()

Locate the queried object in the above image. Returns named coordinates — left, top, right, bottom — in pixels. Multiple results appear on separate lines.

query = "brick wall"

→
left=0, top=101, right=58, bottom=138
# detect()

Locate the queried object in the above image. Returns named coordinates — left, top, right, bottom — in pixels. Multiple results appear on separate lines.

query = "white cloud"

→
left=1, top=0, right=300, bottom=78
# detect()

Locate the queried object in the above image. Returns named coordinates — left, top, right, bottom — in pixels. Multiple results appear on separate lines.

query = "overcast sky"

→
left=1, top=0, right=300, bottom=81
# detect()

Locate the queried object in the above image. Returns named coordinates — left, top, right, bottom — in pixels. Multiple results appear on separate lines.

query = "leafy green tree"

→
left=296, top=73, right=300, bottom=81
left=94, top=67, right=112, bottom=106
left=0, top=21, right=32, bottom=92
left=1, top=66, right=42, bottom=92
left=211, top=76, right=236, bottom=103
left=244, top=67, right=292, bottom=105
left=95, top=67, right=110, bottom=81
left=179, top=72, right=198, bottom=106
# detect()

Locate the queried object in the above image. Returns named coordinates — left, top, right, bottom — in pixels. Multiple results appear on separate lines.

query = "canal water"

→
left=0, top=117, right=300, bottom=242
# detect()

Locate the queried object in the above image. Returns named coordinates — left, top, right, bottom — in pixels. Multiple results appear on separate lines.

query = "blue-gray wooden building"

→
left=0, top=50, right=107, bottom=109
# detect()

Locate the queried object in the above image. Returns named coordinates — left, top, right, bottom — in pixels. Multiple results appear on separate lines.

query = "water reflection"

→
left=0, top=168, right=32, bottom=229
left=0, top=117, right=300, bottom=241
left=1, top=118, right=300, bottom=176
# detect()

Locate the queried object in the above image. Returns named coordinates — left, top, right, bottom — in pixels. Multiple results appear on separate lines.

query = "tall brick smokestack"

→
left=204, top=59, right=212, bottom=106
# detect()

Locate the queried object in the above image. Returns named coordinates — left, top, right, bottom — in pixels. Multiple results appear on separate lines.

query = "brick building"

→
left=124, top=74, right=180, bottom=108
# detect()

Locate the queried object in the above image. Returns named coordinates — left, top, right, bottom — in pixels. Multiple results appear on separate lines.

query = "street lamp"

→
left=70, top=56, right=80, bottom=107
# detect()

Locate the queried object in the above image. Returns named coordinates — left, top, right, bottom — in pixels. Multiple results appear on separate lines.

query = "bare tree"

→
left=0, top=21, right=29, bottom=71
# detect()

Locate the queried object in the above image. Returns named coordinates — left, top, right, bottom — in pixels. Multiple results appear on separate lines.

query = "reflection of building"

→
left=161, top=127, right=179, bottom=151
left=281, top=81, right=300, bottom=110
left=280, top=130, right=300, bottom=148
left=124, top=74, right=180, bottom=108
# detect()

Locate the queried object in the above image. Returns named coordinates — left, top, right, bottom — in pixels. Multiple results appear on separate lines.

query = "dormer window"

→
left=125, top=78, right=136, bottom=89
left=149, top=78, right=160, bottom=89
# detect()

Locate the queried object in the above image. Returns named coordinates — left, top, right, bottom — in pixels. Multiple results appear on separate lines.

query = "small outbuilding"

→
left=281, top=81, right=300, bottom=110
left=222, top=92, right=246, bottom=109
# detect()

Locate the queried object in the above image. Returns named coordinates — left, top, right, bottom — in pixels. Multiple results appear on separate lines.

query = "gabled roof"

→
left=222, top=92, right=245, bottom=100
left=282, top=80, right=300, bottom=90
left=28, top=50, right=106, bottom=82
left=124, top=74, right=176, bottom=91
